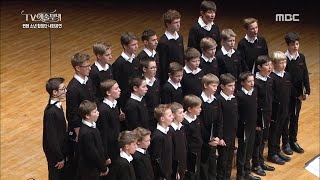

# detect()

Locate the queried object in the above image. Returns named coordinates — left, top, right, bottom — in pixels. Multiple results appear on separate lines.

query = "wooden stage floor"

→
left=1, top=1, right=319, bottom=179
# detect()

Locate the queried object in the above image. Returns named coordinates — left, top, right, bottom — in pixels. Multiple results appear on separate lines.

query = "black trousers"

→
left=200, top=146, right=217, bottom=180
left=217, top=138, right=235, bottom=180
left=282, top=97, right=302, bottom=144
left=252, top=111, right=271, bottom=167
left=185, top=151, right=201, bottom=180
left=47, top=160, right=66, bottom=180
left=268, top=115, right=288, bottom=156
left=236, top=128, right=256, bottom=177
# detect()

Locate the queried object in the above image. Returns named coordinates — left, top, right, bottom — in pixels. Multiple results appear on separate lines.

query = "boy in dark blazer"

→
left=132, top=127, right=154, bottom=180
left=77, top=100, right=109, bottom=180
left=43, top=77, right=68, bottom=180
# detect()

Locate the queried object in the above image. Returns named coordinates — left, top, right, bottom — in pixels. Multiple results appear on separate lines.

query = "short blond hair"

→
left=93, top=41, right=111, bottom=55
left=183, top=95, right=202, bottom=110
left=154, top=104, right=171, bottom=121
left=71, top=52, right=90, bottom=68
left=118, top=130, right=137, bottom=148
left=170, top=102, right=183, bottom=114
left=133, top=127, right=151, bottom=142
left=271, top=51, right=287, bottom=63
left=202, top=73, right=219, bottom=89
left=221, top=29, right=236, bottom=41
left=200, top=37, right=217, bottom=51
left=243, top=17, right=258, bottom=29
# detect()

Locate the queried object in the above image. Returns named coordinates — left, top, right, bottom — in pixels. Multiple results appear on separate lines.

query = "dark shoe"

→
left=261, top=163, right=275, bottom=171
left=290, top=142, right=304, bottom=153
left=278, top=151, right=291, bottom=162
left=282, top=143, right=293, bottom=155
left=267, top=155, right=285, bottom=165
left=252, top=166, right=266, bottom=176
left=245, top=173, right=261, bottom=180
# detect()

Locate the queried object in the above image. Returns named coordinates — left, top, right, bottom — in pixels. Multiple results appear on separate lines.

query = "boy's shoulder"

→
left=112, top=56, right=126, bottom=66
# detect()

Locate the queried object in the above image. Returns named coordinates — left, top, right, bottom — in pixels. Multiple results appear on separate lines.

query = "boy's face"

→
left=134, top=80, right=148, bottom=97
left=223, top=37, right=235, bottom=50
left=188, top=105, right=202, bottom=116
left=204, top=83, right=218, bottom=94
left=200, top=10, right=216, bottom=24
left=143, top=61, right=157, bottom=78
left=247, top=22, right=259, bottom=38
left=77, top=60, right=91, bottom=77
left=138, top=134, right=151, bottom=149
left=241, top=75, right=255, bottom=91
left=107, top=83, right=121, bottom=99
left=145, top=35, right=158, bottom=50
left=169, top=71, right=183, bottom=84
left=127, top=141, right=137, bottom=154
left=53, top=83, right=67, bottom=100
left=221, top=82, right=236, bottom=96
left=273, top=60, right=287, bottom=72
left=258, top=61, right=272, bottom=76
left=161, top=109, right=174, bottom=126
left=86, top=108, right=99, bottom=122
left=288, top=41, right=299, bottom=53
left=167, top=18, right=181, bottom=32
left=97, top=48, right=112, bottom=64
left=186, top=57, right=200, bottom=70
left=124, top=40, right=139, bottom=55
left=173, top=108, right=184, bottom=123
left=203, top=46, right=217, bottom=58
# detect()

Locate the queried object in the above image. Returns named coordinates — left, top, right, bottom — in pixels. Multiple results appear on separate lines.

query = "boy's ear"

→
left=142, top=67, right=147, bottom=73
left=220, top=84, right=225, bottom=90
left=143, top=40, right=148, bottom=46
left=257, top=65, right=262, bottom=71
left=52, top=89, right=58, bottom=97
left=203, top=83, right=208, bottom=89
left=106, top=90, right=111, bottom=97
left=240, top=81, right=245, bottom=87
left=75, top=65, right=81, bottom=72
left=133, top=86, right=138, bottom=92
left=97, top=54, right=102, bottom=60
left=85, top=114, right=90, bottom=120
left=200, top=11, right=205, bottom=17
left=187, top=106, right=192, bottom=113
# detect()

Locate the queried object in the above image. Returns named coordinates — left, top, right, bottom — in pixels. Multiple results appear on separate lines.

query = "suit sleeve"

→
left=66, top=86, right=81, bottom=129
left=82, top=132, right=107, bottom=172
left=45, top=111, right=64, bottom=162
left=96, top=108, right=110, bottom=160
left=216, top=100, right=224, bottom=139
left=302, top=57, right=311, bottom=95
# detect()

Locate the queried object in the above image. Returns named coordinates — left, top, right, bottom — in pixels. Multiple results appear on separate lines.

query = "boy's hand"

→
left=119, top=109, right=126, bottom=121
left=176, top=172, right=180, bottom=180
left=100, top=167, right=109, bottom=176
left=106, top=158, right=111, bottom=165
left=55, top=160, right=64, bottom=169
left=299, top=94, right=309, bottom=101
left=256, top=127, right=261, bottom=131
left=219, top=139, right=226, bottom=146
left=208, top=137, right=220, bottom=147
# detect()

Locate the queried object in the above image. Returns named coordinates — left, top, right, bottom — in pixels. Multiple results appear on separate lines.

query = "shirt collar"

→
left=198, top=17, right=214, bottom=31
left=74, top=74, right=88, bottom=85
left=220, top=91, right=235, bottom=101
left=120, top=150, right=133, bottom=162
left=165, top=30, right=179, bottom=40
left=130, top=93, right=143, bottom=102
left=241, top=87, right=254, bottom=96
left=255, top=72, right=268, bottom=81
left=201, top=54, right=215, bottom=63
left=121, top=52, right=135, bottom=63
left=184, top=113, right=197, bottom=124
left=82, top=120, right=96, bottom=128
left=50, top=99, right=62, bottom=109
left=103, top=98, right=117, bottom=108
left=143, top=48, right=157, bottom=57
left=244, top=34, right=258, bottom=44
left=285, top=50, right=300, bottom=61
left=168, top=78, right=181, bottom=90
left=221, top=46, right=235, bottom=57
left=201, top=92, right=216, bottom=103
left=145, top=76, right=156, bottom=87
left=95, top=61, right=109, bottom=71
left=273, top=69, right=285, bottom=78
left=171, top=122, right=183, bottom=131
left=136, top=147, right=146, bottom=154
left=184, top=65, right=202, bottom=75
left=156, top=123, right=169, bottom=134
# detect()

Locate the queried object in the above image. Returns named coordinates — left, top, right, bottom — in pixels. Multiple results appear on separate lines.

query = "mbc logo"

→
left=275, top=14, right=300, bottom=22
